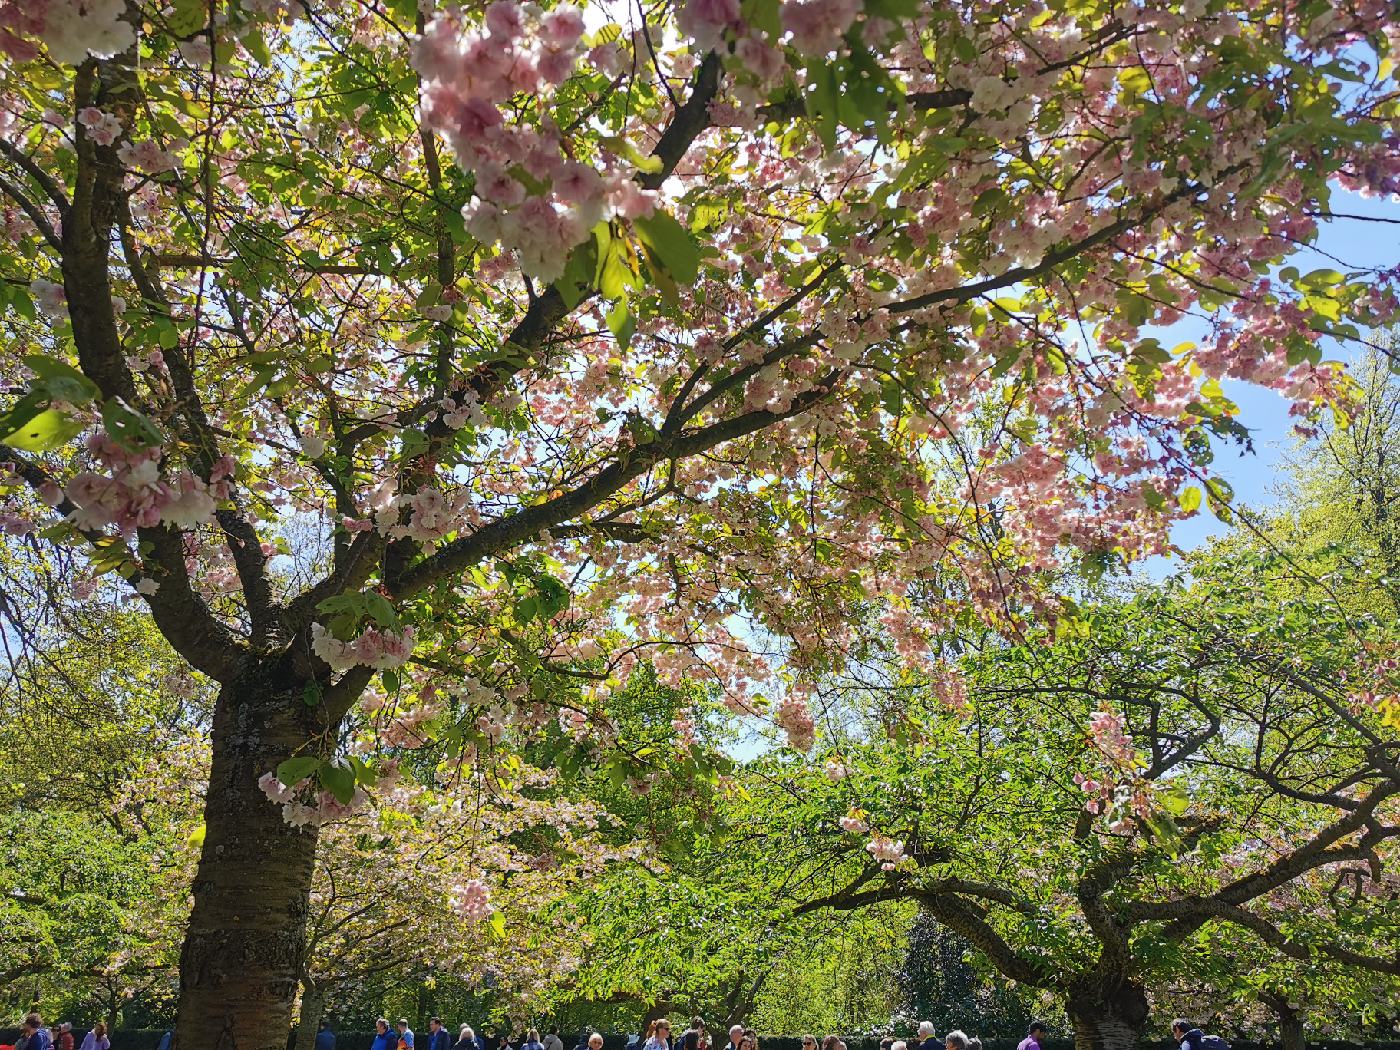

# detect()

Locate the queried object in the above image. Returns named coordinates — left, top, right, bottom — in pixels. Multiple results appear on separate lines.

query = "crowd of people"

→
left=8, top=1014, right=111, bottom=1050
left=3, top=1010, right=1223, bottom=1050
left=348, top=1017, right=1050, bottom=1050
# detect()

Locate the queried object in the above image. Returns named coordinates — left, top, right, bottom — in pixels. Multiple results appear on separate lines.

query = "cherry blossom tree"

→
left=2, top=0, right=1400, bottom=1045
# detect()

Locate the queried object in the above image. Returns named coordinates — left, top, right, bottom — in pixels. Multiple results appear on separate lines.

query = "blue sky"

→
left=1164, top=187, right=1400, bottom=555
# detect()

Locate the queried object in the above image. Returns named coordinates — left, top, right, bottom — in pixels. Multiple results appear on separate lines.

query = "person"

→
left=880, top=1040, right=893, bottom=1050
left=586, top=1036, right=603, bottom=1050
left=642, top=1021, right=670, bottom=1050
left=820, top=1038, right=839, bottom=1050
left=800, top=1039, right=816, bottom=1050
left=155, top=1031, right=172, bottom=1050
left=543, top=1031, right=564, bottom=1050
left=372, top=1019, right=395, bottom=1050
left=57, top=1024, right=74, bottom=1050
left=917, top=1024, right=939, bottom=1050
left=495, top=1035, right=513, bottom=1050
left=678, top=1033, right=699, bottom=1050
left=737, top=1035, right=756, bottom=1050
left=397, top=1020, right=416, bottom=1050
left=720, top=1027, right=742, bottom=1050
left=522, top=1031, right=544, bottom=1050
left=1017, top=1022, right=1048, bottom=1050
left=316, top=1022, right=337, bottom=1050
left=1172, top=1019, right=1227, bottom=1050
left=945, top=1032, right=970, bottom=1050
left=891, top=1042, right=907, bottom=1050
left=968, top=1040, right=982, bottom=1050
left=452, top=1027, right=476, bottom=1050
left=79, top=1024, right=110, bottom=1050
left=426, top=1020, right=451, bottom=1050
left=27, top=1016, right=52, bottom=1050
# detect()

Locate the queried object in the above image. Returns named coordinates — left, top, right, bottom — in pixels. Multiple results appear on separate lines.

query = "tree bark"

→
left=1261, top=994, right=1304, bottom=1050
left=1067, top=980, right=1149, bottom=1050
left=175, top=664, right=328, bottom=1050
left=293, top=983, right=328, bottom=1050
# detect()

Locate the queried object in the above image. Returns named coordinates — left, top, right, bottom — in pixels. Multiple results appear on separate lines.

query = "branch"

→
left=390, top=373, right=844, bottom=599
left=5, top=450, right=246, bottom=680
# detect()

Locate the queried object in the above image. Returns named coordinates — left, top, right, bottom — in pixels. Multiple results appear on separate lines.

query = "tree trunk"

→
left=293, top=983, right=327, bottom=1050
left=1261, top=994, right=1304, bottom=1050
left=1067, top=981, right=1149, bottom=1050
left=175, top=666, right=328, bottom=1050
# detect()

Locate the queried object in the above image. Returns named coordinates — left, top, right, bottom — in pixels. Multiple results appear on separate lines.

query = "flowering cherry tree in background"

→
left=2, top=0, right=1400, bottom=1044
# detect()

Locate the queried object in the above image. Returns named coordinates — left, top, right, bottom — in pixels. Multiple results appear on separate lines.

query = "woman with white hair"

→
left=945, top=1032, right=971, bottom=1050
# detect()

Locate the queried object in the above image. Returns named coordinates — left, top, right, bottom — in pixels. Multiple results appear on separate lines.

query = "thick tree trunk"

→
left=1067, top=981, right=1149, bottom=1050
left=293, top=983, right=327, bottom=1050
left=175, top=666, right=328, bottom=1050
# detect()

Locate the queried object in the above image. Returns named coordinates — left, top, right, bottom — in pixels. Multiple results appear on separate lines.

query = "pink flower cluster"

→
left=931, top=664, right=969, bottom=713
left=865, top=834, right=906, bottom=871
left=1087, top=708, right=1136, bottom=768
left=118, top=138, right=183, bottom=174
left=823, top=757, right=848, bottom=781
left=65, top=433, right=229, bottom=536
left=78, top=107, right=122, bottom=146
left=781, top=0, right=861, bottom=56
left=311, top=622, right=417, bottom=673
left=413, top=3, right=659, bottom=282
left=838, top=810, right=868, bottom=833
left=0, top=0, right=133, bottom=65
left=257, top=770, right=371, bottom=828
left=775, top=692, right=816, bottom=750
left=452, top=878, right=495, bottom=922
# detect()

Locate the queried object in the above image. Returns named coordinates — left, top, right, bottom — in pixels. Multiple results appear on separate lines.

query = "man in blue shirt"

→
left=426, top=1019, right=451, bottom=1050
left=315, top=1022, right=336, bottom=1050
left=397, top=1019, right=416, bottom=1050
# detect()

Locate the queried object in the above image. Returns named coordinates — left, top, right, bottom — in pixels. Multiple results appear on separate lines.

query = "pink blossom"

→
left=677, top=0, right=740, bottom=51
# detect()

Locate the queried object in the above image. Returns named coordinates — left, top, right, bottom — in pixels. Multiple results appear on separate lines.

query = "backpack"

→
left=1200, top=1036, right=1230, bottom=1050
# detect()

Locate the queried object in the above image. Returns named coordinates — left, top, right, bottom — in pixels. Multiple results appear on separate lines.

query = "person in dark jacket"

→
left=916, top=1023, right=939, bottom=1050
left=315, top=1022, right=336, bottom=1050
left=26, top=1016, right=52, bottom=1050
left=425, top=1020, right=450, bottom=1050
left=371, top=1020, right=395, bottom=1050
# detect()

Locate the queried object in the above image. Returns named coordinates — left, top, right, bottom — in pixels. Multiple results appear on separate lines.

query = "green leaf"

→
left=382, top=667, right=400, bottom=693
left=168, top=0, right=206, bottom=35
left=1177, top=486, right=1202, bottom=513
left=24, top=354, right=99, bottom=404
left=606, top=297, right=635, bottom=349
left=275, top=756, right=322, bottom=787
left=1161, top=781, right=1190, bottom=817
left=636, top=211, right=702, bottom=286
left=319, top=760, right=357, bottom=804
left=101, top=400, right=164, bottom=451
left=1, top=405, right=84, bottom=451
left=600, top=136, right=663, bottom=174
left=363, top=590, right=399, bottom=628
left=243, top=28, right=272, bottom=66
left=1297, top=267, right=1344, bottom=289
